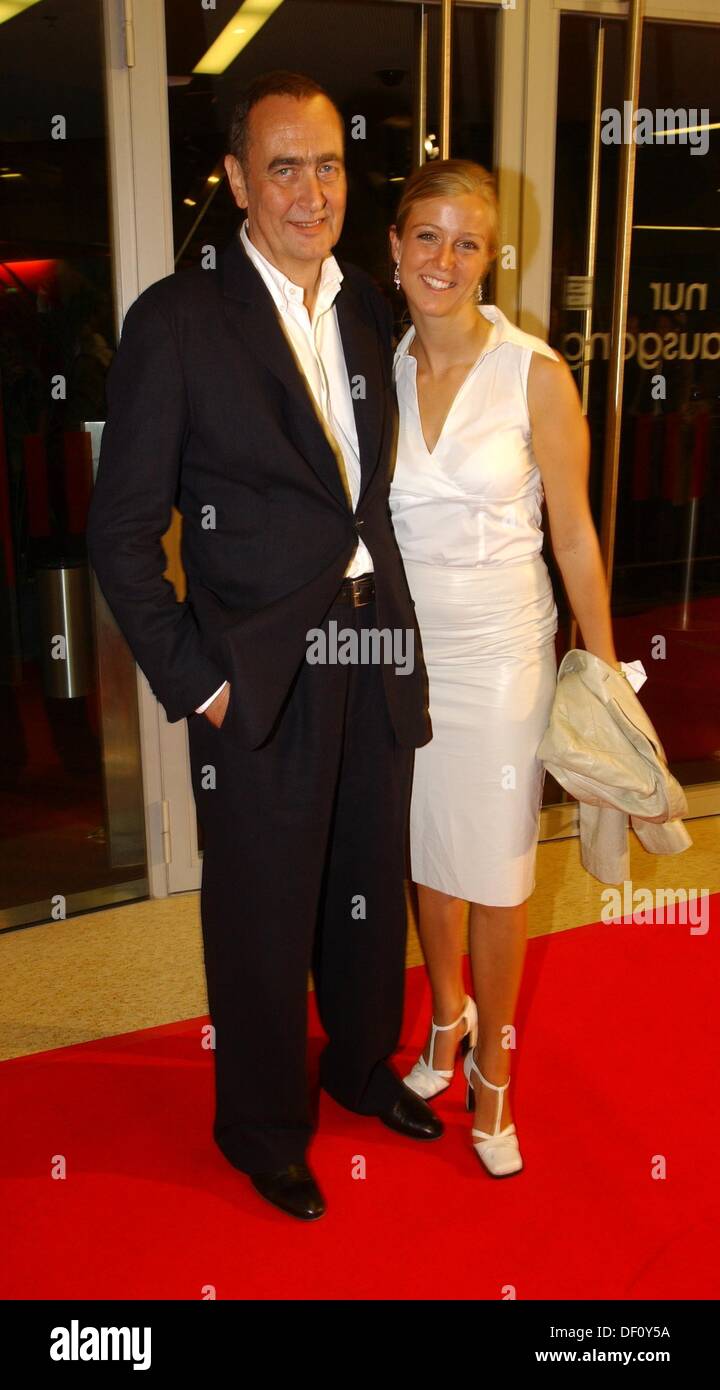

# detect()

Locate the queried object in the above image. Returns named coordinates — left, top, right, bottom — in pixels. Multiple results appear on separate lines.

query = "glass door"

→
left=0, top=0, right=148, bottom=928
left=539, top=0, right=720, bottom=822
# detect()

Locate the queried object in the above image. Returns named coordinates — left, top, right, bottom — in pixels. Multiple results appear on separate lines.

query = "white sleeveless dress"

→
left=389, top=305, right=560, bottom=906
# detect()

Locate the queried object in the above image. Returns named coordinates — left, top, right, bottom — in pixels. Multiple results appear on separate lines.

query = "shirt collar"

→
left=392, top=304, right=509, bottom=377
left=239, top=218, right=343, bottom=315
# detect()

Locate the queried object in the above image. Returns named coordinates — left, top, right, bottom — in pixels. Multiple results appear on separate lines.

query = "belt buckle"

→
left=349, top=575, right=372, bottom=608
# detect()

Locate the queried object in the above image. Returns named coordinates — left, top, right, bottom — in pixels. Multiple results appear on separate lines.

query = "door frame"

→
left=103, top=0, right=191, bottom=895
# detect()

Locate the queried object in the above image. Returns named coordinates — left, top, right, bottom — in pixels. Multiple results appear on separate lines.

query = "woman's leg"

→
left=467, top=899, right=528, bottom=1132
left=414, top=884, right=470, bottom=1070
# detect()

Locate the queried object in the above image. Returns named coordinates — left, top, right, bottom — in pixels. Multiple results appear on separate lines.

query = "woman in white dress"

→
left=388, top=160, right=620, bottom=1177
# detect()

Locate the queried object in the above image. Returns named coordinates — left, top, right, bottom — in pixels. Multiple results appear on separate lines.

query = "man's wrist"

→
left=195, top=680, right=228, bottom=714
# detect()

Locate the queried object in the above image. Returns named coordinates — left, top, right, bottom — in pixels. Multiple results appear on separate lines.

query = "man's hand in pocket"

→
left=204, top=683, right=231, bottom=729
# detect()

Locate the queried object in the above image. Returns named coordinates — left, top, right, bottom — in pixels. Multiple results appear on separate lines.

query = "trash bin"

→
left=36, top=558, right=93, bottom=698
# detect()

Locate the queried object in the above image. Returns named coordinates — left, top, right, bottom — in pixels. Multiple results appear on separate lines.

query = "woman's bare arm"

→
left=527, top=351, right=619, bottom=669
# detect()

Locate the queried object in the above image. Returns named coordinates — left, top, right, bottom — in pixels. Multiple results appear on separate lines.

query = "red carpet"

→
left=612, top=597, right=720, bottom=765
left=3, top=896, right=719, bottom=1301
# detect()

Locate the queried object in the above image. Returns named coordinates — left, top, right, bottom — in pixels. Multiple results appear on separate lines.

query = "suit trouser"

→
left=186, top=594, right=414, bottom=1173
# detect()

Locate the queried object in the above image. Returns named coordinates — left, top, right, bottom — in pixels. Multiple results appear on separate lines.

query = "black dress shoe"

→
left=378, top=1085, right=444, bottom=1140
left=250, top=1163, right=326, bottom=1220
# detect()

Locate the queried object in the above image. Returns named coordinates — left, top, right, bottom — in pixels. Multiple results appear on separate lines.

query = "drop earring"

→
left=394, top=261, right=401, bottom=289
left=476, top=280, right=484, bottom=303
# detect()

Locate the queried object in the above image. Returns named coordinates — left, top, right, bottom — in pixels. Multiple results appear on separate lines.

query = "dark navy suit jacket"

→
left=87, top=231, right=431, bottom=750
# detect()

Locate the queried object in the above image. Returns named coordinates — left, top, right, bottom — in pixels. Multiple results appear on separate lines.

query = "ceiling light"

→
left=193, top=2, right=284, bottom=75
left=0, top=1, right=43, bottom=25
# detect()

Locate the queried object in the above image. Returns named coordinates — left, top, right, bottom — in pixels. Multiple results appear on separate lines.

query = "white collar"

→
left=392, top=303, right=511, bottom=376
left=239, top=218, right=343, bottom=313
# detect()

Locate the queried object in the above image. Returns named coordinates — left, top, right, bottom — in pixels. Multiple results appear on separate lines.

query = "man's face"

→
left=224, top=93, right=346, bottom=280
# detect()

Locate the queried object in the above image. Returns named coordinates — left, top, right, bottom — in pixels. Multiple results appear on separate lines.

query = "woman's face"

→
left=390, top=193, right=493, bottom=320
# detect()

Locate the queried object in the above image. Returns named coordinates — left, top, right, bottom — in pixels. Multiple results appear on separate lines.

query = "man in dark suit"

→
left=86, top=70, right=439, bottom=1221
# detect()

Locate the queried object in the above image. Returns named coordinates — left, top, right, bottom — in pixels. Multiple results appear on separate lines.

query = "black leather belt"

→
left=335, top=573, right=375, bottom=607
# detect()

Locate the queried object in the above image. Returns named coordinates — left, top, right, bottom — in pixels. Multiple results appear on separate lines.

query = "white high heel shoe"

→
left=463, top=1047, right=523, bottom=1177
left=403, top=995, right=478, bottom=1100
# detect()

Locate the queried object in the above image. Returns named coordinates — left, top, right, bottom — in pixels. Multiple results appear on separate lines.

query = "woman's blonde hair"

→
left=394, top=158, right=499, bottom=260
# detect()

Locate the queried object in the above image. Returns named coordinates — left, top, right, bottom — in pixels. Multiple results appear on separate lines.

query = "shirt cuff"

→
left=195, top=680, right=228, bottom=714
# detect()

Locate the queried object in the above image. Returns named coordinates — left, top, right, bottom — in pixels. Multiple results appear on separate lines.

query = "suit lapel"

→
left=218, top=232, right=386, bottom=509
left=333, top=266, right=386, bottom=508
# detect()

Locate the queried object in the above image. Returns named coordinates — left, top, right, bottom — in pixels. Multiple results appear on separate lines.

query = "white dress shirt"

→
left=196, top=220, right=373, bottom=713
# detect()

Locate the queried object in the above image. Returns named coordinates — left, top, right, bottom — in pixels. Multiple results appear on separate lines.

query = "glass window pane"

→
left=619, top=20, right=720, bottom=788
left=549, top=13, right=720, bottom=789
left=0, top=0, right=148, bottom=924
left=452, top=2, right=495, bottom=168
